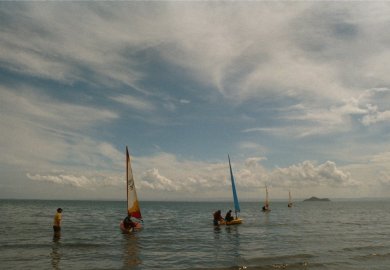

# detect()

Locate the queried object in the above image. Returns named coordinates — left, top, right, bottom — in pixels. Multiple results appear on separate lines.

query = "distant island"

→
left=303, top=196, right=330, bottom=202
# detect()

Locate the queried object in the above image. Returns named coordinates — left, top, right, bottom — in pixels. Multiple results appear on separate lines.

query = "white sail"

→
left=262, top=185, right=271, bottom=211
left=288, top=190, right=293, bottom=207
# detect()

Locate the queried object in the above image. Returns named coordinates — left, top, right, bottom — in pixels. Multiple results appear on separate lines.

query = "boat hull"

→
left=218, top=218, right=243, bottom=226
left=226, top=218, right=242, bottom=225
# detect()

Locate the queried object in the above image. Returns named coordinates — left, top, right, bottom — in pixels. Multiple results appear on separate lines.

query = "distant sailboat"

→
left=224, top=155, right=242, bottom=225
left=262, top=185, right=271, bottom=212
left=120, top=146, right=143, bottom=233
left=288, top=190, right=293, bottom=208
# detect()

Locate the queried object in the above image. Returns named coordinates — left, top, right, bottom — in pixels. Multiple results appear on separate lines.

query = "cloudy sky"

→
left=1, top=2, right=390, bottom=201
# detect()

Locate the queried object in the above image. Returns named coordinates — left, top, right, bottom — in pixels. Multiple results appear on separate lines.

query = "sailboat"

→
left=119, top=146, right=143, bottom=233
left=288, top=190, right=293, bottom=208
left=262, top=185, right=271, bottom=212
left=224, top=155, right=242, bottom=225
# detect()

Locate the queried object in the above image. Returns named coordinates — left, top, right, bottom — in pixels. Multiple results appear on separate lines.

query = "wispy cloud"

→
left=110, top=94, right=155, bottom=112
left=2, top=2, right=390, bottom=199
left=0, top=85, right=119, bottom=171
left=27, top=172, right=123, bottom=189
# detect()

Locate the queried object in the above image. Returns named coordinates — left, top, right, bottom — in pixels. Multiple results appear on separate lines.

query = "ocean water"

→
left=1, top=199, right=390, bottom=270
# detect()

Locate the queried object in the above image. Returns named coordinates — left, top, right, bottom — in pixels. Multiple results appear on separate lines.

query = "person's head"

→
left=57, top=208, right=63, bottom=213
left=229, top=210, right=232, bottom=213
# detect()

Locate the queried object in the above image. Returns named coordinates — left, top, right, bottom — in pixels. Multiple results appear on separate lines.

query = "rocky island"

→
left=303, top=196, right=330, bottom=202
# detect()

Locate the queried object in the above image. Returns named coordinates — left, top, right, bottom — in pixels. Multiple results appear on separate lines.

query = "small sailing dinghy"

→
left=288, top=190, right=293, bottom=208
left=262, top=185, right=271, bottom=212
left=223, top=155, right=242, bottom=225
left=119, top=146, right=143, bottom=233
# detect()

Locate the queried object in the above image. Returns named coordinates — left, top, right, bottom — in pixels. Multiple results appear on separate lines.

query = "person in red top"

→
left=213, top=210, right=224, bottom=225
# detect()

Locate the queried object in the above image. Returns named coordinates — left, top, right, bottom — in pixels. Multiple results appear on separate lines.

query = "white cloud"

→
left=269, top=161, right=356, bottom=188
left=2, top=2, right=390, bottom=113
left=0, top=86, right=120, bottom=170
left=3, top=3, right=390, bottom=200
left=242, top=90, right=390, bottom=138
left=141, top=168, right=179, bottom=191
left=26, top=172, right=123, bottom=189
left=110, top=94, right=155, bottom=112
left=133, top=154, right=357, bottom=198
left=180, top=99, right=190, bottom=104
left=135, top=153, right=228, bottom=193
left=361, top=104, right=390, bottom=126
left=19, top=148, right=371, bottom=199
left=238, top=141, right=268, bottom=156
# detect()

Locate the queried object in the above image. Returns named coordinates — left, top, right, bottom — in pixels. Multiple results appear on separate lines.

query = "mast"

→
left=126, top=146, right=129, bottom=210
left=228, top=154, right=240, bottom=218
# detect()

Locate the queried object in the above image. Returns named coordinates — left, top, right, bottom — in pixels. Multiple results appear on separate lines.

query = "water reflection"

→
left=225, top=225, right=240, bottom=254
left=262, top=211, right=270, bottom=225
left=225, top=225, right=247, bottom=268
left=213, top=225, right=222, bottom=240
left=122, top=233, right=142, bottom=269
left=51, top=232, right=61, bottom=270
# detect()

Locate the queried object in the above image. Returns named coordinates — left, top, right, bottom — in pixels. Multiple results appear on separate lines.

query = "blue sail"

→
left=228, top=155, right=241, bottom=214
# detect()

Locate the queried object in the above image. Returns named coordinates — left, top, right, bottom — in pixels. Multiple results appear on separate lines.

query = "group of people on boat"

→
left=213, top=209, right=234, bottom=225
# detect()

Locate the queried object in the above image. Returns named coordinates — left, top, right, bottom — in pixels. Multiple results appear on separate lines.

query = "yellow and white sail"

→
left=126, top=146, right=142, bottom=220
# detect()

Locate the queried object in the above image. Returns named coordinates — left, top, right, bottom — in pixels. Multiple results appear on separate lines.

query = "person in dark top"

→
left=225, top=210, right=234, bottom=222
left=213, top=210, right=224, bottom=225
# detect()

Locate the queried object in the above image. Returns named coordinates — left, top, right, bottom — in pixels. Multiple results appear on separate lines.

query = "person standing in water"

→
left=213, top=210, right=224, bottom=225
left=53, top=208, right=63, bottom=232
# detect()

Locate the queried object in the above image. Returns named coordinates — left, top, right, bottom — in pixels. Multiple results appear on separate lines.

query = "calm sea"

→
left=1, top=199, right=390, bottom=269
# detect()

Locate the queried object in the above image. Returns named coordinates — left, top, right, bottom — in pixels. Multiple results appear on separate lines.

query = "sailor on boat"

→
left=225, top=210, right=234, bottom=222
left=123, top=213, right=137, bottom=231
left=262, top=204, right=270, bottom=212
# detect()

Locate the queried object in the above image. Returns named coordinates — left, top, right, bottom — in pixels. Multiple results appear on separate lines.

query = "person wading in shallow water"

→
left=53, top=208, right=62, bottom=232
left=213, top=210, right=224, bottom=225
